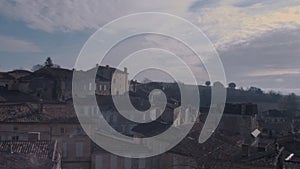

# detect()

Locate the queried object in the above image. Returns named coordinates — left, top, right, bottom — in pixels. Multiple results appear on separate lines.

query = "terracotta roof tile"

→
left=0, top=72, right=15, bottom=80
left=0, top=140, right=58, bottom=169
left=0, top=140, right=56, bottom=159
left=0, top=103, right=78, bottom=123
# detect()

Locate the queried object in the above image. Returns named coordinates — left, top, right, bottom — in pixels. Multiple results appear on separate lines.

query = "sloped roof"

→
left=19, top=67, right=73, bottom=81
left=263, top=109, right=286, bottom=117
left=0, top=140, right=58, bottom=169
left=8, top=70, right=31, bottom=74
left=171, top=129, right=242, bottom=161
left=86, top=65, right=127, bottom=81
left=0, top=72, right=15, bottom=80
left=0, top=140, right=56, bottom=159
left=0, top=90, right=39, bottom=103
left=132, top=120, right=171, bottom=137
left=0, top=152, right=55, bottom=169
left=7, top=70, right=32, bottom=79
left=0, top=103, right=78, bottom=123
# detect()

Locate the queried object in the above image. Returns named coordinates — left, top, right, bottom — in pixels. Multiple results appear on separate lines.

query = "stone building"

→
left=258, top=109, right=292, bottom=137
left=0, top=140, right=61, bottom=169
left=90, top=131, right=196, bottom=169
left=76, top=65, right=129, bottom=97
left=1, top=65, right=129, bottom=102
left=18, top=67, right=73, bottom=101
left=0, top=72, right=15, bottom=90
left=214, top=103, right=258, bottom=143
left=0, top=102, right=91, bottom=169
left=0, top=70, right=32, bottom=91
left=7, top=69, right=32, bottom=79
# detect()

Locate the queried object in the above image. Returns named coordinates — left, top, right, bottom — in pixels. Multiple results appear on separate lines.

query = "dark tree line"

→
left=32, top=57, right=60, bottom=71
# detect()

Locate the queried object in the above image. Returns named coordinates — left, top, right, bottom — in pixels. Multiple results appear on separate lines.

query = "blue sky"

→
left=0, top=13, right=90, bottom=70
left=0, top=0, right=300, bottom=94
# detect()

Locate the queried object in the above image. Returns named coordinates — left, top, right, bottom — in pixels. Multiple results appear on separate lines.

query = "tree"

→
left=32, top=57, right=60, bottom=71
left=31, top=64, right=43, bottom=71
left=279, top=93, right=299, bottom=115
left=44, top=57, right=54, bottom=67
left=248, top=86, right=263, bottom=95
left=228, top=82, right=236, bottom=89
left=142, top=78, right=152, bottom=84
left=205, top=81, right=211, bottom=87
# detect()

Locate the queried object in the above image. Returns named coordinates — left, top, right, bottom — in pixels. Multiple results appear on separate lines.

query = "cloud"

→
left=219, top=28, right=300, bottom=93
left=1, top=0, right=300, bottom=94
left=0, top=35, right=42, bottom=53
left=1, top=0, right=300, bottom=50
left=0, top=0, right=195, bottom=32
left=191, top=1, right=300, bottom=49
left=247, top=68, right=300, bottom=77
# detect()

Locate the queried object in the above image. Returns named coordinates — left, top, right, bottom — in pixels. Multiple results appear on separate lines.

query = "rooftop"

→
left=0, top=103, right=77, bottom=123
left=0, top=72, right=15, bottom=80
left=19, top=67, right=73, bottom=81
left=0, top=140, right=59, bottom=169
left=0, top=90, right=39, bottom=103
left=0, top=140, right=56, bottom=159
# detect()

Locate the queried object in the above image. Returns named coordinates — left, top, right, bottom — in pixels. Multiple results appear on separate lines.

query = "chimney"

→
left=124, top=67, right=128, bottom=73
left=106, top=65, right=109, bottom=68
left=39, top=99, right=43, bottom=114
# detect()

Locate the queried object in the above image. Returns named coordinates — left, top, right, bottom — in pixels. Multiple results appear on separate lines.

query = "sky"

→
left=0, top=0, right=300, bottom=94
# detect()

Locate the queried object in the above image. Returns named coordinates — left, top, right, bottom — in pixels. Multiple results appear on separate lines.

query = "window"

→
left=62, top=142, right=68, bottom=158
left=105, top=114, right=110, bottom=122
left=110, top=155, right=117, bottom=169
left=124, top=158, right=132, bottom=169
left=152, top=158, right=160, bottom=169
left=139, top=158, right=146, bottom=169
left=76, top=128, right=84, bottom=135
left=94, top=106, right=98, bottom=114
left=99, top=84, right=102, bottom=91
left=75, top=141, right=84, bottom=157
left=61, top=82, right=66, bottom=90
left=104, top=85, right=107, bottom=91
left=12, top=136, right=19, bottom=141
left=89, top=107, right=93, bottom=114
left=113, top=115, right=118, bottom=123
left=19, top=136, right=28, bottom=141
left=106, top=114, right=113, bottom=123
left=60, top=128, right=65, bottom=134
left=28, top=132, right=40, bottom=141
left=4, top=136, right=12, bottom=141
left=84, top=106, right=89, bottom=114
left=122, top=125, right=126, bottom=133
left=172, top=157, right=178, bottom=169
left=95, top=155, right=103, bottom=169
left=185, top=159, right=191, bottom=169
left=89, top=82, right=92, bottom=91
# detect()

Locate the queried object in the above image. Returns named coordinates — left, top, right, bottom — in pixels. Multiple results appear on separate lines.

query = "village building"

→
left=0, top=140, right=61, bottom=169
left=0, top=102, right=91, bottom=169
